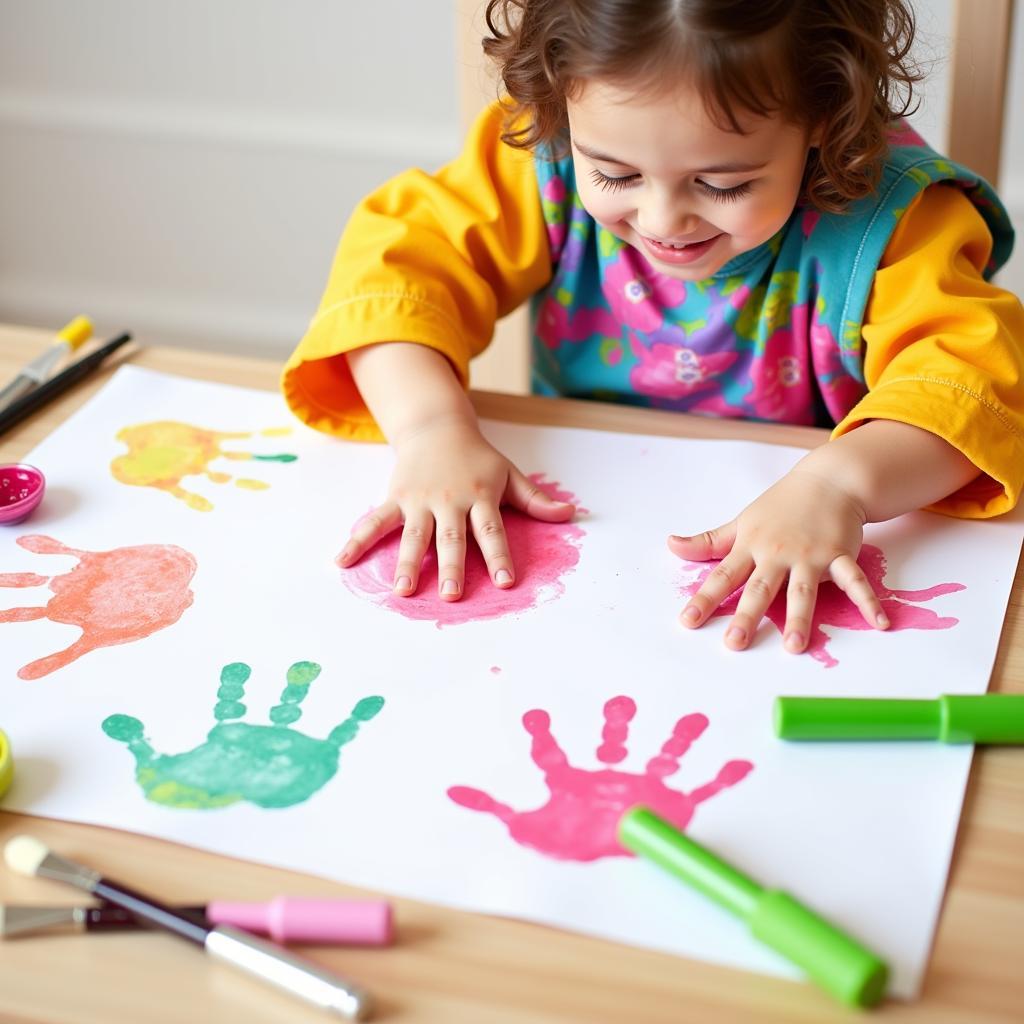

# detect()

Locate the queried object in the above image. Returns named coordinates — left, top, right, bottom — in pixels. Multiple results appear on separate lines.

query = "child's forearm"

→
left=796, top=420, right=980, bottom=522
left=346, top=342, right=479, bottom=445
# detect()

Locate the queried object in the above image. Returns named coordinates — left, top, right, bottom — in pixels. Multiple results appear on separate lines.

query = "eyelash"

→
left=588, top=168, right=753, bottom=203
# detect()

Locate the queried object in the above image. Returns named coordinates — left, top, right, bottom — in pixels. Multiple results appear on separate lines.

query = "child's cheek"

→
left=578, top=187, right=630, bottom=233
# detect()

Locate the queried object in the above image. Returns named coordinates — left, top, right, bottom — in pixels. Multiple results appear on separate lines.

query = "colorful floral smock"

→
left=283, top=104, right=1024, bottom=518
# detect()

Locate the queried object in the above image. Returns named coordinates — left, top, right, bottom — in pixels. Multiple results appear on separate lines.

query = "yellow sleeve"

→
left=281, top=102, right=551, bottom=442
left=832, top=183, right=1024, bottom=518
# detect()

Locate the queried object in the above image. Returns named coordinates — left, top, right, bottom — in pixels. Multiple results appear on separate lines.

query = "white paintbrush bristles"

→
left=3, top=835, right=50, bottom=876
left=2, top=835, right=100, bottom=892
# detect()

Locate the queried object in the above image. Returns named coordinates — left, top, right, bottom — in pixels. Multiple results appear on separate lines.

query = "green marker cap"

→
left=774, top=694, right=1024, bottom=744
left=619, top=807, right=888, bottom=1008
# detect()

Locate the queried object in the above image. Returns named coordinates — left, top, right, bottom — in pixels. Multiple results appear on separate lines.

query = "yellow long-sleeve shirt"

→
left=283, top=103, right=1024, bottom=518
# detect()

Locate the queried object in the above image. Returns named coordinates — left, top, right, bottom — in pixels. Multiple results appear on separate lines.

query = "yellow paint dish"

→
left=0, top=729, right=12, bottom=799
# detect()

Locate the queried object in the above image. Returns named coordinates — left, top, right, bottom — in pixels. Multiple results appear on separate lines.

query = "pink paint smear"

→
left=448, top=696, right=752, bottom=861
left=679, top=542, right=965, bottom=668
left=0, top=534, right=196, bottom=679
left=341, top=475, right=584, bottom=627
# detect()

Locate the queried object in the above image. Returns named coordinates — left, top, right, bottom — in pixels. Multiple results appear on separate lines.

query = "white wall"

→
left=0, top=0, right=461, bottom=358
left=0, top=1, right=1021, bottom=365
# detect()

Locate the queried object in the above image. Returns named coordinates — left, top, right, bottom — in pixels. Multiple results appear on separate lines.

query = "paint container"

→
left=0, top=730, right=12, bottom=800
left=0, top=465, right=45, bottom=525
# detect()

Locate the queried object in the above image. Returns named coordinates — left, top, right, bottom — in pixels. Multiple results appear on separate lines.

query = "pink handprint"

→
left=342, top=476, right=584, bottom=628
left=0, top=535, right=196, bottom=679
left=679, top=543, right=965, bottom=668
left=448, top=696, right=752, bottom=861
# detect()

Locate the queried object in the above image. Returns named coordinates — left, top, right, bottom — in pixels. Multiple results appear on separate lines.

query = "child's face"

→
left=566, top=78, right=813, bottom=280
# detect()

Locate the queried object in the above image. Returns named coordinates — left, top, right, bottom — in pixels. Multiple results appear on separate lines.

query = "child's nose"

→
left=637, top=190, right=701, bottom=241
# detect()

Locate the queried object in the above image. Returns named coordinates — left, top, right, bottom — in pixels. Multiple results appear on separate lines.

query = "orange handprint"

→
left=0, top=535, right=196, bottom=679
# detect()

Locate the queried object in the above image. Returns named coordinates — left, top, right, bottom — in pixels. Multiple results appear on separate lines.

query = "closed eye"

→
left=696, top=180, right=753, bottom=203
left=589, top=168, right=641, bottom=193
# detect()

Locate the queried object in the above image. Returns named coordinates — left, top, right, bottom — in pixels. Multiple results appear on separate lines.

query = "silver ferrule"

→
left=0, top=905, right=85, bottom=938
left=205, top=925, right=372, bottom=1020
left=0, top=375, right=36, bottom=409
left=36, top=851, right=102, bottom=893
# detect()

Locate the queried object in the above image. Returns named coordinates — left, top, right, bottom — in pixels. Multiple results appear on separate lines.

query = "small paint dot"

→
left=490, top=666, right=502, bottom=675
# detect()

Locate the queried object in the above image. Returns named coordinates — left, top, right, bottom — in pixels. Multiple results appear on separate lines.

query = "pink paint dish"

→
left=0, top=464, right=45, bottom=525
left=341, top=475, right=585, bottom=627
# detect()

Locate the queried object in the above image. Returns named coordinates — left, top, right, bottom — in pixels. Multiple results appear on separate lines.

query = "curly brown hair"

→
left=482, top=0, right=922, bottom=213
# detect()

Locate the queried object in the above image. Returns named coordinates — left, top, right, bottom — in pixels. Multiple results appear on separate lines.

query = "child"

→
left=282, top=0, right=1024, bottom=655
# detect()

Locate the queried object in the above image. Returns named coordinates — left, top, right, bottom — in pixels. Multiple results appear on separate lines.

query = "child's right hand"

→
left=336, top=416, right=576, bottom=600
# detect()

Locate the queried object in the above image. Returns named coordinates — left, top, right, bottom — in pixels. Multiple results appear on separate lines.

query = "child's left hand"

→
left=670, top=467, right=890, bottom=654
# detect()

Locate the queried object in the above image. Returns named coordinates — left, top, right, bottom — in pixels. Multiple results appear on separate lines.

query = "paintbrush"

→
left=3, top=835, right=372, bottom=1019
left=0, top=316, right=92, bottom=412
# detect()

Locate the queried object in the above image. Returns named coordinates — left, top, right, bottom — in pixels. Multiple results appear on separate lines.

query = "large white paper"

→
left=3, top=366, right=1021, bottom=997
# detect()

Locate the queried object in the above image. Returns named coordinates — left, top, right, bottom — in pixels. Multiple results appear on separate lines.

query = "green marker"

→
left=618, top=807, right=888, bottom=1008
left=774, top=694, right=1024, bottom=743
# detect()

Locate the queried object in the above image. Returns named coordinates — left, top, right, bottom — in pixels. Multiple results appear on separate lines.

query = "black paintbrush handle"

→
left=83, top=904, right=207, bottom=931
left=93, top=879, right=208, bottom=945
left=0, top=332, right=131, bottom=437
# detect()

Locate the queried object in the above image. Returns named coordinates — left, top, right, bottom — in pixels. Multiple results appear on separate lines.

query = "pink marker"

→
left=205, top=898, right=393, bottom=946
left=0, top=896, right=393, bottom=946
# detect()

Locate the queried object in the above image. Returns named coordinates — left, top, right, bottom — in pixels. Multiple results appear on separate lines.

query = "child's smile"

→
left=638, top=231, right=724, bottom=266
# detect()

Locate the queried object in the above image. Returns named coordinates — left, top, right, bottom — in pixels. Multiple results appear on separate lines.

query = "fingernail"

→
left=682, top=605, right=701, bottom=624
left=495, top=569, right=512, bottom=585
left=337, top=544, right=354, bottom=564
left=785, top=632, right=804, bottom=653
left=726, top=626, right=746, bottom=647
left=394, top=575, right=412, bottom=592
left=876, top=612, right=890, bottom=628
left=671, top=535, right=690, bottom=544
left=441, top=579, right=460, bottom=596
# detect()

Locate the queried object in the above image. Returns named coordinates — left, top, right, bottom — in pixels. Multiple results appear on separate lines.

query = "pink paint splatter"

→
left=679, top=543, right=965, bottom=668
left=490, top=666, right=502, bottom=675
left=448, top=696, right=752, bottom=861
left=0, top=535, right=196, bottom=679
left=341, top=476, right=584, bottom=627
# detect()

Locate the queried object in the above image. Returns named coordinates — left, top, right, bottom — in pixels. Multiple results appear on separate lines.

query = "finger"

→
left=782, top=569, right=820, bottom=653
left=505, top=469, right=576, bottom=522
left=668, top=520, right=738, bottom=562
left=392, top=511, right=434, bottom=595
left=337, top=502, right=402, bottom=566
left=724, top=565, right=787, bottom=650
left=830, top=554, right=890, bottom=629
left=680, top=553, right=753, bottom=628
left=434, top=510, right=468, bottom=601
left=469, top=502, right=515, bottom=588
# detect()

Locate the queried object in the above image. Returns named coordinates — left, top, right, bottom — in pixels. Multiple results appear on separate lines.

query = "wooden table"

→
left=1, top=324, right=1022, bottom=1024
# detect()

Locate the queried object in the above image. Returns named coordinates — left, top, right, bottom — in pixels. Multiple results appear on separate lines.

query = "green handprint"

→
left=101, top=661, right=383, bottom=809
